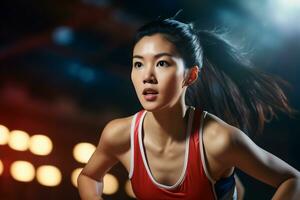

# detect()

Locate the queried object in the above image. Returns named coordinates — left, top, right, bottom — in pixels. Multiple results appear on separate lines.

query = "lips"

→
left=142, top=88, right=159, bottom=101
left=142, top=88, right=159, bottom=95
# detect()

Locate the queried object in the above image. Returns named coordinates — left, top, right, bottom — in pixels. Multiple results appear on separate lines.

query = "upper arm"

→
left=80, top=117, right=131, bottom=181
left=219, top=125, right=300, bottom=188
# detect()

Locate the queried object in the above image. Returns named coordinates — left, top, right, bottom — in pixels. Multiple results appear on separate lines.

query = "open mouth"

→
left=143, top=88, right=159, bottom=101
left=142, top=88, right=158, bottom=95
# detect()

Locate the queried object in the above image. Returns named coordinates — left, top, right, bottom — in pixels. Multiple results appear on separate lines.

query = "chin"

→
left=141, top=101, right=175, bottom=112
left=141, top=102, right=162, bottom=112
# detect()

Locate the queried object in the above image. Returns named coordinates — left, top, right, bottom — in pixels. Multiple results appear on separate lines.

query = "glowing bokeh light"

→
left=36, top=165, right=62, bottom=187
left=52, top=26, right=74, bottom=45
left=73, top=142, right=96, bottom=163
left=269, top=0, right=300, bottom=32
left=0, top=160, right=3, bottom=176
left=8, top=130, right=30, bottom=151
left=10, top=161, right=35, bottom=182
left=71, top=168, right=83, bottom=187
left=103, top=173, right=119, bottom=195
left=29, top=134, right=53, bottom=156
left=0, top=125, right=10, bottom=145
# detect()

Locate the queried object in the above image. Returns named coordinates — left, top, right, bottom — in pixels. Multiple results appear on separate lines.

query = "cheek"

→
left=159, top=72, right=183, bottom=99
left=131, top=71, right=140, bottom=92
left=131, top=70, right=148, bottom=105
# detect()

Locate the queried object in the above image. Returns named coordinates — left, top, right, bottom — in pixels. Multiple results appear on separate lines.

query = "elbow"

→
left=287, top=177, right=300, bottom=185
left=285, top=177, right=300, bottom=194
left=289, top=176, right=300, bottom=187
left=277, top=174, right=300, bottom=190
left=277, top=170, right=300, bottom=188
left=272, top=177, right=300, bottom=200
left=76, top=172, right=104, bottom=199
left=287, top=172, right=300, bottom=186
left=76, top=173, right=84, bottom=189
left=77, top=172, right=83, bottom=188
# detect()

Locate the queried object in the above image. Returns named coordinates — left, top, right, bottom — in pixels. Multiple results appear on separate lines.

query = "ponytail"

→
left=133, top=17, right=296, bottom=135
left=186, top=29, right=296, bottom=135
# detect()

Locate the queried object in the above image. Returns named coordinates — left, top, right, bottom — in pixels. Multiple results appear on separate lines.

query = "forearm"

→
left=77, top=173, right=104, bottom=200
left=272, top=178, right=300, bottom=200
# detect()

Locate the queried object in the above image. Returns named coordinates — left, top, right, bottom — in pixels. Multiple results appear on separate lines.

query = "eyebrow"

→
left=132, top=52, right=173, bottom=59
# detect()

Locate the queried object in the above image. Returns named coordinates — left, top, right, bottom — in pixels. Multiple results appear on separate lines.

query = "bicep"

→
left=81, top=145, right=119, bottom=181
left=224, top=128, right=300, bottom=188
left=81, top=121, right=120, bottom=181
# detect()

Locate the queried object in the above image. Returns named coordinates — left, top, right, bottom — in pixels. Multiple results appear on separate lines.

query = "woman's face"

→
left=131, top=33, right=188, bottom=111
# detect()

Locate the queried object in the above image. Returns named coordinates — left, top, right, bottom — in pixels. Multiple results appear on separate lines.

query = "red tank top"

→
left=128, top=107, right=216, bottom=200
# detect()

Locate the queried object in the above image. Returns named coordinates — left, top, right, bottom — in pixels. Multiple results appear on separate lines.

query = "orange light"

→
left=0, top=125, right=10, bottom=145
left=71, top=168, right=83, bottom=187
left=0, top=160, right=3, bottom=176
left=103, top=173, right=119, bottom=195
left=73, top=143, right=96, bottom=163
left=29, top=134, right=53, bottom=156
left=36, top=165, right=62, bottom=187
left=10, top=161, right=35, bottom=182
left=8, top=130, right=30, bottom=151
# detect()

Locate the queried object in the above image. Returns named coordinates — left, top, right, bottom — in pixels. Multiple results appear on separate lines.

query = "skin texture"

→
left=77, top=33, right=300, bottom=200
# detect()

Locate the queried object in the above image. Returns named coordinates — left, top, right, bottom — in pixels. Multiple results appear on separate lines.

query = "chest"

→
left=117, top=140, right=187, bottom=186
left=117, top=132, right=230, bottom=187
left=142, top=141, right=187, bottom=186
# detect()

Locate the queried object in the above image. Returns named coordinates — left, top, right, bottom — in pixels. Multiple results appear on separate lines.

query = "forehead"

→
left=133, top=33, right=179, bottom=57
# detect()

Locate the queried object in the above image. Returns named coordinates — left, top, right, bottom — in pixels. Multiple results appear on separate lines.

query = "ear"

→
left=182, top=66, right=199, bottom=87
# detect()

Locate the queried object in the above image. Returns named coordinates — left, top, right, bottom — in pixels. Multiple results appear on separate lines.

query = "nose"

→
left=143, top=66, right=157, bottom=84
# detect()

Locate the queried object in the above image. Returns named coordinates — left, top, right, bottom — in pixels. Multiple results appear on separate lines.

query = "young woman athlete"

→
left=77, top=13, right=300, bottom=200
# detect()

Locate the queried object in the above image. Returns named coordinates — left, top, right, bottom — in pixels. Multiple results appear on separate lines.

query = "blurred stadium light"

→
left=103, top=173, right=119, bottom=195
left=0, top=160, right=3, bottom=176
left=73, top=142, right=96, bottom=163
left=52, top=26, right=74, bottom=45
left=0, top=125, right=10, bottom=145
left=71, top=167, right=83, bottom=187
left=10, top=160, right=35, bottom=182
left=36, top=165, right=62, bottom=187
left=8, top=130, right=30, bottom=151
left=29, top=134, right=53, bottom=156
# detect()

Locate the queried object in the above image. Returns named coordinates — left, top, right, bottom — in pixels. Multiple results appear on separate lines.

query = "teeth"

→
left=143, top=89, right=158, bottom=95
left=144, top=91, right=157, bottom=95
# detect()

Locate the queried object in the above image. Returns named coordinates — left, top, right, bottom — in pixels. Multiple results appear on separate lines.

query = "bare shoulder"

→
left=98, top=114, right=135, bottom=156
left=202, top=111, right=241, bottom=161
left=203, top=111, right=300, bottom=188
left=79, top=114, right=136, bottom=181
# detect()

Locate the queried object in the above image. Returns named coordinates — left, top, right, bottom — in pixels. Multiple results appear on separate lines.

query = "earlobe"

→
left=182, top=66, right=199, bottom=87
left=188, top=66, right=199, bottom=85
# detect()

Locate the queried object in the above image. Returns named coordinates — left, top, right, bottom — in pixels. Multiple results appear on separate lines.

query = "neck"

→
left=144, top=103, right=192, bottom=149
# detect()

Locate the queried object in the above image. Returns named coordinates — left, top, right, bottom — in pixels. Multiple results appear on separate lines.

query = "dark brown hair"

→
left=133, top=16, right=296, bottom=135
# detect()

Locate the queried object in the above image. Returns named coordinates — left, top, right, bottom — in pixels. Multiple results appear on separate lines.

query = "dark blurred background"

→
left=0, top=0, right=299, bottom=199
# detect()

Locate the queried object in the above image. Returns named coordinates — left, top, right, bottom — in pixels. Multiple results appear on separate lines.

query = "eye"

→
left=133, top=61, right=143, bottom=68
left=157, top=60, right=170, bottom=67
